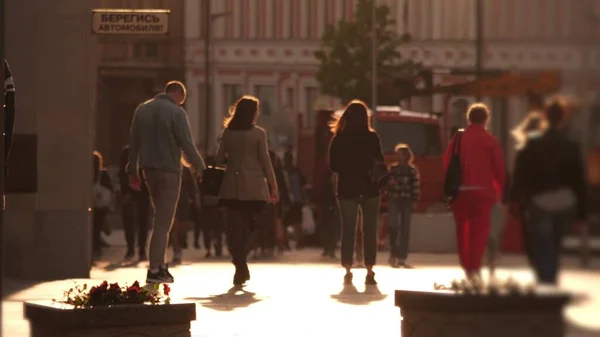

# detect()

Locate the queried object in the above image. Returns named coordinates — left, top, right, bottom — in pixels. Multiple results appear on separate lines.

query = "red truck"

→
left=297, top=106, right=445, bottom=213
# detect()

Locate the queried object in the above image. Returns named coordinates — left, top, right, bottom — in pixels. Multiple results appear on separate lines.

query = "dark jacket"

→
left=270, top=151, right=291, bottom=206
left=510, top=129, right=587, bottom=219
left=502, top=170, right=510, bottom=204
left=4, top=60, right=15, bottom=169
left=328, top=131, right=384, bottom=198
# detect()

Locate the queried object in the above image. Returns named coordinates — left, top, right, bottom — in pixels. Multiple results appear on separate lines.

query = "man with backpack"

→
left=443, top=103, right=506, bottom=280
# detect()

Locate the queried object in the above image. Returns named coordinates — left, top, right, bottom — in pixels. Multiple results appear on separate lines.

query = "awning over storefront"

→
left=397, top=71, right=561, bottom=99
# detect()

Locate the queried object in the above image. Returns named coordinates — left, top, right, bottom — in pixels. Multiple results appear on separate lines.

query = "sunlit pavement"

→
left=3, top=248, right=600, bottom=337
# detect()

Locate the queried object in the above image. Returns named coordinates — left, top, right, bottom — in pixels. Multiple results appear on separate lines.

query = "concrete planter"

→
left=395, top=290, right=570, bottom=337
left=24, top=300, right=196, bottom=337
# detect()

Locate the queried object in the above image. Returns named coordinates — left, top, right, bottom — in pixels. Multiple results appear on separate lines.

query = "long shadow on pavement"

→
left=102, top=260, right=142, bottom=271
left=330, top=284, right=388, bottom=305
left=2, top=279, right=39, bottom=299
left=184, top=286, right=263, bottom=311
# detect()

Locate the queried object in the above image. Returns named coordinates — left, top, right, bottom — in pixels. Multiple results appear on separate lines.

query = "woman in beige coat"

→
left=216, top=95, right=279, bottom=285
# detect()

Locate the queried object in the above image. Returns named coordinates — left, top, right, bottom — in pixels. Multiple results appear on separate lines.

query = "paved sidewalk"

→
left=3, top=245, right=600, bottom=337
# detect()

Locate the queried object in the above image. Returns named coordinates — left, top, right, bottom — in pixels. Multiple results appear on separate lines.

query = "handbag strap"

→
left=453, top=131, right=463, bottom=157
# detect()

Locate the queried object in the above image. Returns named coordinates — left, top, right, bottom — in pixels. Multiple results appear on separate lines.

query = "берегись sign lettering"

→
left=92, top=9, right=170, bottom=35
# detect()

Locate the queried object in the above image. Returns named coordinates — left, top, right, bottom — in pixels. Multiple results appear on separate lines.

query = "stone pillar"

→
left=4, top=0, right=98, bottom=279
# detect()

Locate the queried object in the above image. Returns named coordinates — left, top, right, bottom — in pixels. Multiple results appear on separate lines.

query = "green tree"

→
left=314, top=0, right=420, bottom=106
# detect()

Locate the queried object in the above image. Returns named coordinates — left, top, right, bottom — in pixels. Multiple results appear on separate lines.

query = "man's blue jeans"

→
left=487, top=203, right=504, bottom=261
left=526, top=204, right=574, bottom=284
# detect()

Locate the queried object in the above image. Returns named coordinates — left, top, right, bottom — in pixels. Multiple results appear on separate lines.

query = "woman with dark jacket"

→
left=510, top=102, right=587, bottom=285
left=328, top=100, right=385, bottom=285
left=119, top=145, right=150, bottom=261
left=216, top=95, right=279, bottom=285
left=93, top=151, right=114, bottom=260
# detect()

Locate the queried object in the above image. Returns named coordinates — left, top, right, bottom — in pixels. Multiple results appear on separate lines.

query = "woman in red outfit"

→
left=443, top=103, right=506, bottom=280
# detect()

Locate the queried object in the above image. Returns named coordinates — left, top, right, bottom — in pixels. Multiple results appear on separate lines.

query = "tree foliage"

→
left=314, top=0, right=420, bottom=106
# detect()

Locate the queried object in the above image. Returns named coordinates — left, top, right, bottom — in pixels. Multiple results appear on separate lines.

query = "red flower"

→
left=163, top=284, right=171, bottom=296
left=89, top=281, right=109, bottom=296
left=126, top=282, right=141, bottom=298
left=108, top=283, right=122, bottom=295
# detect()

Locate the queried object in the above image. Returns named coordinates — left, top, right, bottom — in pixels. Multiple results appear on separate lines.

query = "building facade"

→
left=96, top=0, right=185, bottom=167
left=184, top=0, right=600, bottom=161
left=5, top=0, right=100, bottom=279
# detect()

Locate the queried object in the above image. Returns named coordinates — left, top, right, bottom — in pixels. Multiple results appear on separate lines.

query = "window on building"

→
left=223, top=84, right=244, bottom=116
left=306, top=0, right=313, bottom=38
left=102, top=42, right=129, bottom=61
left=285, top=87, right=295, bottom=110
left=451, top=99, right=469, bottom=129
left=145, top=43, right=159, bottom=58
left=255, top=85, right=277, bottom=117
left=304, top=86, right=319, bottom=128
left=289, top=0, right=296, bottom=38
left=272, top=0, right=278, bottom=38
left=133, top=43, right=160, bottom=60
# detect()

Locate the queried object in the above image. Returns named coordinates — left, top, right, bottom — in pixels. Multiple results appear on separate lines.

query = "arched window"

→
left=451, top=98, right=469, bottom=129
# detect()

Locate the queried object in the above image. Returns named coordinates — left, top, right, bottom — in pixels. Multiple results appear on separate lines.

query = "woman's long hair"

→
left=511, top=111, right=547, bottom=149
left=223, top=95, right=259, bottom=130
left=329, top=100, right=373, bottom=135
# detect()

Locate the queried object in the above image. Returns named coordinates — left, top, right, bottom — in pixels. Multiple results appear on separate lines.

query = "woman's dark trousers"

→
left=338, top=196, right=380, bottom=266
left=226, top=207, right=263, bottom=272
left=122, top=193, right=150, bottom=255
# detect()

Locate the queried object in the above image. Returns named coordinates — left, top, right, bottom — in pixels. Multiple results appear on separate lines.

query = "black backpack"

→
left=444, top=131, right=463, bottom=199
left=200, top=165, right=225, bottom=197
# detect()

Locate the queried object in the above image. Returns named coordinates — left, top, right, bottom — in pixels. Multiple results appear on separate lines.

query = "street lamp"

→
left=371, top=0, right=377, bottom=127
left=203, top=0, right=230, bottom=154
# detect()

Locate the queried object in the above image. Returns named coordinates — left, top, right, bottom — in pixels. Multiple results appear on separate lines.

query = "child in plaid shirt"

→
left=386, top=144, right=420, bottom=268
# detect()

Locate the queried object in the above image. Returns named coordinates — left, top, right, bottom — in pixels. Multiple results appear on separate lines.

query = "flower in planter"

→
left=433, top=277, right=535, bottom=296
left=53, top=280, right=171, bottom=308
